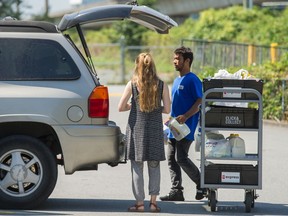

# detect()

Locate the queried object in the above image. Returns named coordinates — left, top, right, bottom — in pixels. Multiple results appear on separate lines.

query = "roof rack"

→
left=0, top=20, right=58, bottom=33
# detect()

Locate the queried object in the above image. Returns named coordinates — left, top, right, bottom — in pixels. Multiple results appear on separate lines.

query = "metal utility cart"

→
left=200, top=79, right=263, bottom=213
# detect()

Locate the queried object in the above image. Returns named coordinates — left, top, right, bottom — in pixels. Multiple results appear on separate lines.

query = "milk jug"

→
left=167, top=118, right=190, bottom=141
left=194, top=125, right=201, bottom=152
left=227, top=134, right=245, bottom=157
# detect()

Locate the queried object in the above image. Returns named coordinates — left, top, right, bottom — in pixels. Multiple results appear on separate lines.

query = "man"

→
left=160, top=46, right=206, bottom=201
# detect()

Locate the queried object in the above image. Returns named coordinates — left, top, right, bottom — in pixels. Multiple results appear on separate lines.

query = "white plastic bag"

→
left=234, top=69, right=254, bottom=79
left=205, top=132, right=231, bottom=157
left=163, top=124, right=170, bottom=145
left=213, top=69, right=232, bottom=79
left=212, top=69, right=250, bottom=107
left=194, top=124, right=201, bottom=152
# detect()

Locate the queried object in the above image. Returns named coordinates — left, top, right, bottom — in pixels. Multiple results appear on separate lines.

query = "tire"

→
left=251, top=190, right=255, bottom=208
left=210, top=190, right=217, bottom=212
left=0, top=135, right=58, bottom=209
left=207, top=189, right=211, bottom=206
left=244, top=191, right=252, bottom=213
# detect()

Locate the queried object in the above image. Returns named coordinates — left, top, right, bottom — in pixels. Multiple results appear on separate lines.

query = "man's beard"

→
left=175, top=65, right=182, bottom=72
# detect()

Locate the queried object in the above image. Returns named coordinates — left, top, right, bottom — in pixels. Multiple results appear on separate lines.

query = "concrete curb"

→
left=263, top=119, right=288, bottom=127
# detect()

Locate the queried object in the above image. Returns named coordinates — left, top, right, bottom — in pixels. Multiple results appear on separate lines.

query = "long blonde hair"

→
left=132, top=53, right=160, bottom=113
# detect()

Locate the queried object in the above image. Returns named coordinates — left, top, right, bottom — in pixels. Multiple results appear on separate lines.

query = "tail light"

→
left=88, top=85, right=109, bottom=118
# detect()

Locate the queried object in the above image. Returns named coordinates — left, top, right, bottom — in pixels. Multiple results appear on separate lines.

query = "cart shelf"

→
left=200, top=79, right=263, bottom=213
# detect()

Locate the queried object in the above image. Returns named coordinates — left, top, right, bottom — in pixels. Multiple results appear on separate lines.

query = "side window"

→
left=0, top=38, right=81, bottom=80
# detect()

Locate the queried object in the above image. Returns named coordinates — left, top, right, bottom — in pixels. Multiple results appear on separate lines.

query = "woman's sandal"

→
left=127, top=204, right=145, bottom=212
left=150, top=202, right=161, bottom=212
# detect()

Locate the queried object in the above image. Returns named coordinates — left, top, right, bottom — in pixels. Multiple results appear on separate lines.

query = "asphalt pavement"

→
left=3, top=85, right=288, bottom=216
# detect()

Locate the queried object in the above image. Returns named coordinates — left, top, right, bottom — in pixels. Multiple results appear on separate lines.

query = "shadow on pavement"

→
left=6, top=198, right=287, bottom=215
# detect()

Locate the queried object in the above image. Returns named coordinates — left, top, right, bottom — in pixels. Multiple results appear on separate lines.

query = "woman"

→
left=118, top=53, right=170, bottom=212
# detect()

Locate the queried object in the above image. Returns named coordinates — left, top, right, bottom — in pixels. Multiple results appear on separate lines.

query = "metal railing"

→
left=181, top=39, right=288, bottom=72
left=83, top=40, right=287, bottom=120
left=87, top=39, right=288, bottom=85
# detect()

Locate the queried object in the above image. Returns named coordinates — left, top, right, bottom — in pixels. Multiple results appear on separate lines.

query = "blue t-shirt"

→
left=168, top=72, right=203, bottom=141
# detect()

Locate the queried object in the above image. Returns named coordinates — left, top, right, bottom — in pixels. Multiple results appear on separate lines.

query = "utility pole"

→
left=16, top=0, right=20, bottom=14
left=44, top=0, right=49, bottom=17
left=243, top=0, right=253, bottom=9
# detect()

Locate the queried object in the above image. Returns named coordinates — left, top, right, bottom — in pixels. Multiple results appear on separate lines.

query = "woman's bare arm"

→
left=118, top=81, right=132, bottom=112
left=162, top=82, right=171, bottom=114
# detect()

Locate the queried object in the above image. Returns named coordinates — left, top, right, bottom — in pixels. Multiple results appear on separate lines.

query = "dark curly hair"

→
left=174, top=46, right=194, bottom=67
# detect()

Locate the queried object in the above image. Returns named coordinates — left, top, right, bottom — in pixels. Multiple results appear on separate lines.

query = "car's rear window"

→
left=0, top=38, right=81, bottom=80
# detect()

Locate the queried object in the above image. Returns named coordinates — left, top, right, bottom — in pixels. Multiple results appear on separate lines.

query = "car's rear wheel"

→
left=0, top=135, right=57, bottom=209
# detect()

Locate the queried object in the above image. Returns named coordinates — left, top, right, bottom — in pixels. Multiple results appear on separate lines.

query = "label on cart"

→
left=223, top=87, right=242, bottom=98
left=221, top=172, right=240, bottom=183
left=225, top=115, right=242, bottom=125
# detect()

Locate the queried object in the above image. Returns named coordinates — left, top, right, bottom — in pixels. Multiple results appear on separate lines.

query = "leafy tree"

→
left=250, top=53, right=288, bottom=120
left=142, top=5, right=288, bottom=47
left=188, top=6, right=288, bottom=46
left=109, top=0, right=157, bottom=45
left=190, top=6, right=266, bottom=42
left=142, top=18, right=196, bottom=46
left=76, top=3, right=288, bottom=47
left=0, top=0, right=24, bottom=20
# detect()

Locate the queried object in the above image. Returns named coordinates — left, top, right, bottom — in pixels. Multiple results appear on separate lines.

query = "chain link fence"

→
left=87, top=40, right=287, bottom=120
left=89, top=43, right=178, bottom=85
left=89, top=39, right=288, bottom=85
left=181, top=39, right=288, bottom=73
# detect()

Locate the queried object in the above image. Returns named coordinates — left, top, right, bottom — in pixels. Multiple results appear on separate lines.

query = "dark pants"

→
left=167, top=138, right=201, bottom=191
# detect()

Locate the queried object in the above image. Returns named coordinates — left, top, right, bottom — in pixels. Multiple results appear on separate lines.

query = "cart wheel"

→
left=245, top=191, right=252, bottom=213
left=251, top=190, right=256, bottom=208
left=210, top=190, right=217, bottom=212
left=207, top=189, right=211, bottom=206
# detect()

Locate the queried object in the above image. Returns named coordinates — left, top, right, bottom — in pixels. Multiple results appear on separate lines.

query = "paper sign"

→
left=221, top=172, right=240, bottom=183
left=223, top=87, right=241, bottom=98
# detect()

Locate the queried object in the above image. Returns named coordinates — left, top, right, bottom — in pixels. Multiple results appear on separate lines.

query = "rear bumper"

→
left=53, top=122, right=125, bottom=174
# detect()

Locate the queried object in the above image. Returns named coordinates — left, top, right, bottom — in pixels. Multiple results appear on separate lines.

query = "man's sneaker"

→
left=195, top=188, right=207, bottom=200
left=160, top=190, right=185, bottom=201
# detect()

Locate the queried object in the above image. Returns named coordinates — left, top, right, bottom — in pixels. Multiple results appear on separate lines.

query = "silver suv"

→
left=0, top=4, right=177, bottom=209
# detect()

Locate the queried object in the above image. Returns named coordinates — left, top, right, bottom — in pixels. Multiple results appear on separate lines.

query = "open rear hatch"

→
left=58, top=4, right=178, bottom=33
left=57, top=3, right=177, bottom=78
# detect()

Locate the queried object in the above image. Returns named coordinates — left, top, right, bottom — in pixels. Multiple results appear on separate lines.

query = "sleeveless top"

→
left=126, top=80, right=166, bottom=161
